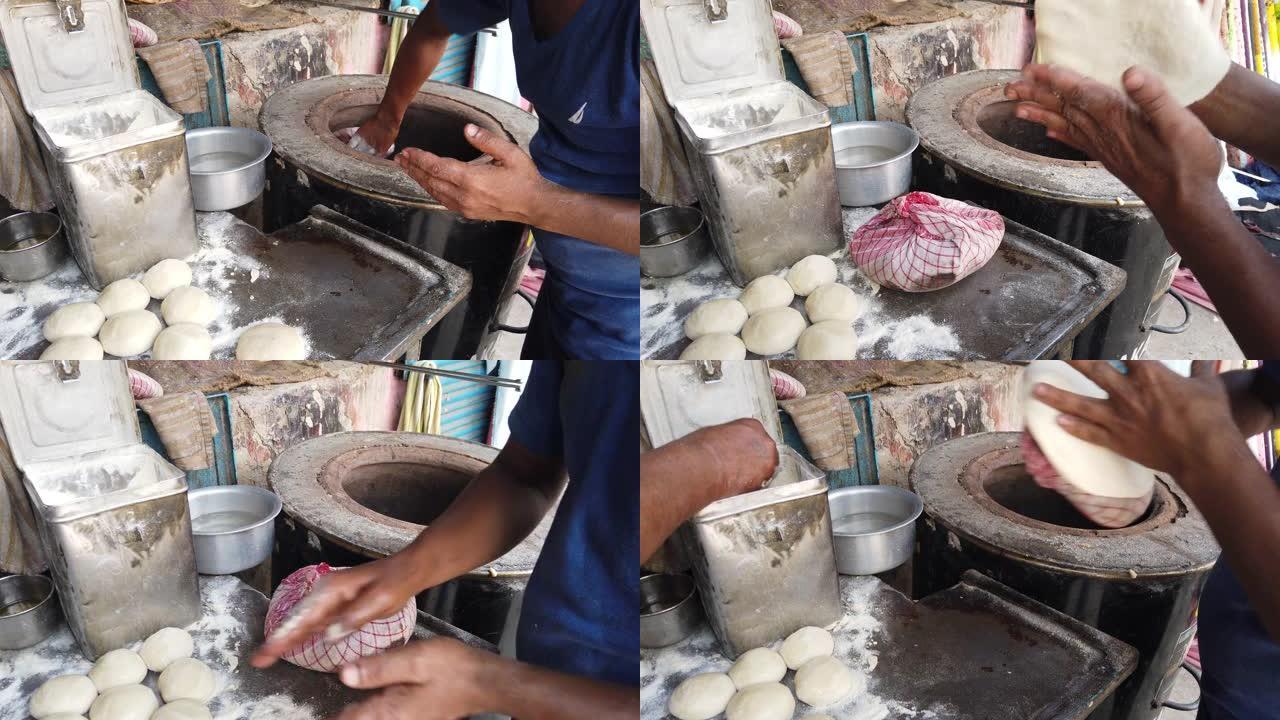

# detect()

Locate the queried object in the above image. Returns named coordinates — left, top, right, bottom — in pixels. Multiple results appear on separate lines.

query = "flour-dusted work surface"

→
left=641, top=208, right=1126, bottom=361
left=0, top=576, right=378, bottom=719
left=0, top=207, right=469, bottom=361
left=640, top=572, right=1137, bottom=720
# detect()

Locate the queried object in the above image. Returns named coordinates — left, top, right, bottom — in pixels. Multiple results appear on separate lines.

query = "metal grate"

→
left=137, top=392, right=238, bottom=489
left=782, top=31, right=877, bottom=122
left=137, top=39, right=230, bottom=129
left=780, top=392, right=879, bottom=489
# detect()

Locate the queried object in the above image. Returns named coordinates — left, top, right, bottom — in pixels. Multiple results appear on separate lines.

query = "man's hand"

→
left=1030, top=361, right=1245, bottom=483
left=353, top=112, right=401, bottom=157
left=691, top=418, right=780, bottom=500
left=334, top=638, right=485, bottom=720
left=1004, top=64, right=1223, bottom=216
left=251, top=556, right=424, bottom=669
left=396, top=123, right=552, bottom=225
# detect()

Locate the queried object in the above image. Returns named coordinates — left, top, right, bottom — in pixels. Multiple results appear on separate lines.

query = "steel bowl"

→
left=641, top=206, right=710, bottom=278
left=0, top=574, right=60, bottom=649
left=189, top=485, right=282, bottom=574
left=829, top=485, right=924, bottom=575
left=0, top=212, right=67, bottom=282
left=831, top=121, right=919, bottom=207
left=640, top=573, right=702, bottom=648
left=186, top=127, right=273, bottom=211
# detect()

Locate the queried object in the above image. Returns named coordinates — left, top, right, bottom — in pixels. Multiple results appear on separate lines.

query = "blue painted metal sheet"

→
left=137, top=39, right=230, bottom=129
left=434, top=360, right=495, bottom=443
left=429, top=33, right=476, bottom=86
left=782, top=32, right=877, bottom=122
left=781, top=392, right=879, bottom=489
left=137, top=392, right=238, bottom=489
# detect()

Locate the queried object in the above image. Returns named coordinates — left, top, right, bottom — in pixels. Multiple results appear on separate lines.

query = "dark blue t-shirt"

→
left=1196, top=364, right=1280, bottom=719
left=437, top=1, right=640, bottom=358
left=505, top=361, right=639, bottom=684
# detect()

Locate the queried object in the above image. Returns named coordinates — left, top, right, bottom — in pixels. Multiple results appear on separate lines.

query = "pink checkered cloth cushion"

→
left=264, top=563, right=416, bottom=673
left=1021, top=431, right=1153, bottom=529
left=849, top=192, right=1004, bottom=292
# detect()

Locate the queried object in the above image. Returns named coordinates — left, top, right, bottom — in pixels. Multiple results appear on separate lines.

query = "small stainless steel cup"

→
left=0, top=212, right=67, bottom=282
left=641, top=206, right=711, bottom=278
left=640, top=573, right=702, bottom=648
left=0, top=574, right=61, bottom=649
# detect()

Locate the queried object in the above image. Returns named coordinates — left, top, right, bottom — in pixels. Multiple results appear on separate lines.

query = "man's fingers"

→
left=340, top=643, right=425, bottom=690
left=463, top=123, right=522, bottom=164
left=1013, top=103, right=1073, bottom=139
left=335, top=686, right=418, bottom=720
left=1054, top=413, right=1118, bottom=450
left=1065, top=361, right=1133, bottom=401
left=1006, top=78, right=1066, bottom=116
left=252, top=588, right=350, bottom=667
left=1032, top=383, right=1117, bottom=428
left=397, top=148, right=470, bottom=186
left=1121, top=67, right=1185, bottom=139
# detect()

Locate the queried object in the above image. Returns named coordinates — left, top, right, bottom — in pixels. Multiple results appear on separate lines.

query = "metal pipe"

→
left=366, top=361, right=523, bottom=389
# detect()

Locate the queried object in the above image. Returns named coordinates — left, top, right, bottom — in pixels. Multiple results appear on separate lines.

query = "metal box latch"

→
left=703, top=0, right=727, bottom=22
left=54, top=0, right=85, bottom=32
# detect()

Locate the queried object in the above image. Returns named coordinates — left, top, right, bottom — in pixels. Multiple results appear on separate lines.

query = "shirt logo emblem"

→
left=569, top=101, right=587, bottom=125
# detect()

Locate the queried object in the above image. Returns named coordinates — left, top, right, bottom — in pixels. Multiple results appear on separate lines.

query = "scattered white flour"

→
left=640, top=575, right=928, bottom=720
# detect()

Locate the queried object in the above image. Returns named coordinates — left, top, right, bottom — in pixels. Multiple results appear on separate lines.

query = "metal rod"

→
left=1232, top=166, right=1274, bottom=183
left=293, top=0, right=497, bottom=33
left=366, top=361, right=523, bottom=389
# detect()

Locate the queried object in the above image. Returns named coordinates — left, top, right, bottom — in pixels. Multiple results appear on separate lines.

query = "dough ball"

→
left=795, top=656, right=862, bottom=708
left=725, top=682, right=795, bottom=720
left=152, top=323, right=213, bottom=360
left=42, top=302, right=105, bottom=342
left=739, top=275, right=794, bottom=315
left=741, top=307, right=806, bottom=356
left=804, top=284, right=862, bottom=323
left=780, top=626, right=835, bottom=670
left=728, top=647, right=787, bottom=689
left=803, top=716, right=835, bottom=720
left=796, top=321, right=858, bottom=360
left=680, top=334, right=747, bottom=360
left=235, top=322, right=306, bottom=360
left=42, top=715, right=87, bottom=720
left=157, top=657, right=215, bottom=703
left=684, top=299, right=749, bottom=340
left=787, top=255, right=838, bottom=296
left=96, top=278, right=150, bottom=316
left=40, top=336, right=104, bottom=360
left=98, top=310, right=162, bottom=357
left=89, top=685, right=157, bottom=720
left=89, top=648, right=147, bottom=691
left=29, top=674, right=96, bottom=718
left=142, top=259, right=193, bottom=300
left=151, top=700, right=212, bottom=720
left=160, top=286, right=216, bottom=326
left=140, top=627, right=195, bottom=672
left=668, top=673, right=736, bottom=720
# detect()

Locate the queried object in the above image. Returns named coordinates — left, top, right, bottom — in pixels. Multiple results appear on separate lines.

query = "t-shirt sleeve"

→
left=507, top=361, right=564, bottom=459
left=434, top=0, right=511, bottom=36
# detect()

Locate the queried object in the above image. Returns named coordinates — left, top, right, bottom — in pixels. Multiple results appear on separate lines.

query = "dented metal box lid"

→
left=640, top=360, right=782, bottom=446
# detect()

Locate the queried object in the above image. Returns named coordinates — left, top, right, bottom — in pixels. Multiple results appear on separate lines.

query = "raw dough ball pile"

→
left=728, top=647, right=787, bottom=688
left=738, top=275, right=794, bottom=315
left=157, top=658, right=215, bottom=703
left=151, top=699, right=213, bottom=720
left=96, top=279, right=150, bottom=316
left=786, top=255, right=838, bottom=296
left=668, top=672, right=737, bottom=720
left=140, top=627, right=195, bottom=672
left=741, top=307, right=806, bottom=356
left=780, top=626, right=835, bottom=670
left=685, top=299, right=749, bottom=340
left=235, top=322, right=307, bottom=360
left=142, top=259, right=193, bottom=300
left=89, top=685, right=157, bottom=720
left=160, top=286, right=216, bottom=326
left=794, top=656, right=862, bottom=708
left=796, top=321, right=858, bottom=360
left=680, top=334, right=747, bottom=360
left=88, top=649, right=147, bottom=692
left=98, top=310, right=163, bottom=358
left=152, top=323, right=213, bottom=360
left=40, top=336, right=104, bottom=360
left=804, top=284, right=862, bottom=323
left=29, top=674, right=96, bottom=718
left=725, top=682, right=795, bottom=720
left=42, top=302, right=105, bottom=342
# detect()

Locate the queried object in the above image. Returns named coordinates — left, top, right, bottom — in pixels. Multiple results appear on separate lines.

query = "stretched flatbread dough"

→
left=1035, top=0, right=1230, bottom=106
left=1022, top=361, right=1154, bottom=500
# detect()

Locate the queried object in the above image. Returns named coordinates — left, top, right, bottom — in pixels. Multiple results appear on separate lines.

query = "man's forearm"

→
left=477, top=656, right=638, bottom=720
left=1192, top=64, right=1280, bottom=169
left=529, top=185, right=640, bottom=256
left=640, top=434, right=732, bottom=564
left=399, top=446, right=563, bottom=588
left=377, top=9, right=451, bottom=124
left=1220, top=369, right=1280, bottom=436
left=1152, top=197, right=1280, bottom=357
left=1177, top=442, right=1280, bottom=642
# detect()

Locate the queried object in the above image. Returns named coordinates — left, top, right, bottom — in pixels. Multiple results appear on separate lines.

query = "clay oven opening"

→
left=339, top=462, right=474, bottom=526
left=326, top=100, right=506, bottom=162
left=976, top=101, right=1092, bottom=163
left=980, top=464, right=1155, bottom=531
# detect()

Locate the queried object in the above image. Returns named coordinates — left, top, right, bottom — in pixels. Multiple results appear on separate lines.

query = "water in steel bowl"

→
left=192, top=509, right=260, bottom=533
left=835, top=145, right=898, bottom=166
left=190, top=151, right=256, bottom=173
left=832, top=510, right=899, bottom=534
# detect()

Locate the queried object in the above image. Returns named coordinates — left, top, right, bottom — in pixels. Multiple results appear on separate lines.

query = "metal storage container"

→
left=0, top=361, right=201, bottom=659
left=640, top=361, right=841, bottom=657
left=0, top=0, right=198, bottom=289
left=640, top=0, right=842, bottom=286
